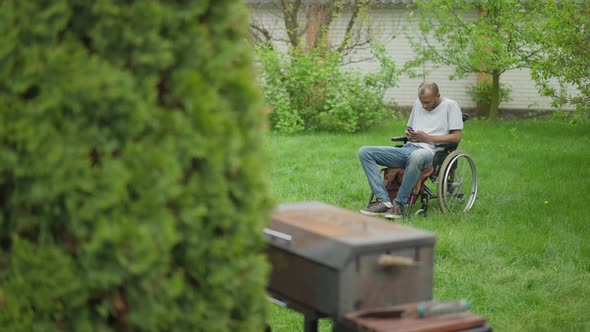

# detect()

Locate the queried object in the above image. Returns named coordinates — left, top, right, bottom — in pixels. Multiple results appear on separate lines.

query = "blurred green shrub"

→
left=0, top=1, right=270, bottom=331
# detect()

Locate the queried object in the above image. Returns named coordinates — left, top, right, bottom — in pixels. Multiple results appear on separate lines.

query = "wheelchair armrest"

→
left=391, top=136, right=408, bottom=143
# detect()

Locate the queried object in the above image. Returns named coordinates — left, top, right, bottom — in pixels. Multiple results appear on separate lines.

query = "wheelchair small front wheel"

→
left=437, top=150, right=478, bottom=213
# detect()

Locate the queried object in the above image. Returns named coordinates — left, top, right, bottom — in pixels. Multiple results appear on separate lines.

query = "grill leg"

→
left=304, top=316, right=319, bottom=332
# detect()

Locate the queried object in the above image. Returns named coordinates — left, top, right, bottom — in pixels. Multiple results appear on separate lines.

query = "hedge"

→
left=0, top=1, right=271, bottom=331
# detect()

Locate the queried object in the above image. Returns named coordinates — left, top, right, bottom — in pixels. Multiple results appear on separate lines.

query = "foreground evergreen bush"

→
left=0, top=1, right=271, bottom=331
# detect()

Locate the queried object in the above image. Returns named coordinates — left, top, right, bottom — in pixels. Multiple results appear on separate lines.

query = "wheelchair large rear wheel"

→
left=437, top=150, right=478, bottom=213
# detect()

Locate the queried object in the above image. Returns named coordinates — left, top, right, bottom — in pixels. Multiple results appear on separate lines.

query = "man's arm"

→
left=409, top=129, right=462, bottom=144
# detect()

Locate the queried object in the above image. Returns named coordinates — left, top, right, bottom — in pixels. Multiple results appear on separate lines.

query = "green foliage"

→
left=466, top=76, right=512, bottom=117
left=255, top=44, right=398, bottom=133
left=467, top=77, right=513, bottom=106
left=528, top=0, right=590, bottom=123
left=407, top=0, right=536, bottom=78
left=0, top=1, right=271, bottom=331
left=406, top=0, right=543, bottom=121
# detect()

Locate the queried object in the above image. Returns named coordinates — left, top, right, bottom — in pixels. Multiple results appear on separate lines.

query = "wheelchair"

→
left=368, top=114, right=478, bottom=218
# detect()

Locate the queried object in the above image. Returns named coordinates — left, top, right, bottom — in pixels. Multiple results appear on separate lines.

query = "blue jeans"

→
left=358, top=144, right=434, bottom=206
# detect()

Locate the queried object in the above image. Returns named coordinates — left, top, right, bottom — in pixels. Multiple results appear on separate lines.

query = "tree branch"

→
left=281, top=0, right=303, bottom=48
left=337, top=0, right=371, bottom=53
left=249, top=22, right=273, bottom=45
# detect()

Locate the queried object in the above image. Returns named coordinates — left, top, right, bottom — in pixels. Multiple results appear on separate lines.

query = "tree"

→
left=529, top=0, right=590, bottom=123
left=248, top=0, right=401, bottom=132
left=248, top=0, right=383, bottom=57
left=406, top=0, right=543, bottom=121
left=0, top=1, right=271, bottom=331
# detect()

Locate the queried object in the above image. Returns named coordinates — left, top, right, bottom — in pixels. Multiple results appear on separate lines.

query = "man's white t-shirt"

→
left=407, top=97, right=464, bottom=153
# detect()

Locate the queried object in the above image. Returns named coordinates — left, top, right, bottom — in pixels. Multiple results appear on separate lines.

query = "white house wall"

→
left=346, top=7, right=479, bottom=108
left=248, top=3, right=562, bottom=111
left=499, top=68, right=559, bottom=110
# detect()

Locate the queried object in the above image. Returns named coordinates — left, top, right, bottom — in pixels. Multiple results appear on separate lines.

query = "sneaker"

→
left=360, top=201, right=390, bottom=216
left=384, top=204, right=403, bottom=219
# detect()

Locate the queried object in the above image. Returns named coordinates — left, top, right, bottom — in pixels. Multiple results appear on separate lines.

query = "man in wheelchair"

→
left=359, top=81, right=464, bottom=219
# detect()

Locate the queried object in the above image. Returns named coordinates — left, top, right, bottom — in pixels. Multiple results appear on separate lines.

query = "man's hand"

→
left=408, top=130, right=429, bottom=142
left=409, top=130, right=462, bottom=144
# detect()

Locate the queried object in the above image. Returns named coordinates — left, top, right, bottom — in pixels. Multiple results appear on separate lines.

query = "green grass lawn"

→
left=265, top=118, right=590, bottom=332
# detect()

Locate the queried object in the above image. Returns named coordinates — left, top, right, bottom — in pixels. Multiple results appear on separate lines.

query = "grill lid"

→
left=265, top=201, right=435, bottom=269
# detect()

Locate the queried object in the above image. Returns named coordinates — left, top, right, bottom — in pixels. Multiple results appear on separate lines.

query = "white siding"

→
left=330, top=7, right=478, bottom=108
left=248, top=4, right=568, bottom=111
left=500, top=68, right=558, bottom=110
left=249, top=6, right=291, bottom=52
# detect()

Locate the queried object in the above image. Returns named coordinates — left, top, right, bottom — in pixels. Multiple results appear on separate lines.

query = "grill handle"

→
left=266, top=296, right=287, bottom=307
left=378, top=254, right=416, bottom=267
left=263, top=228, right=292, bottom=246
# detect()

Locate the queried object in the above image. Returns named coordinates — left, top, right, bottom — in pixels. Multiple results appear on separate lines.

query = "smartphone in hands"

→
left=406, top=127, right=415, bottom=141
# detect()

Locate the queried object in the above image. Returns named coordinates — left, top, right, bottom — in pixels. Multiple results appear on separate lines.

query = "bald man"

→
left=358, top=81, right=464, bottom=219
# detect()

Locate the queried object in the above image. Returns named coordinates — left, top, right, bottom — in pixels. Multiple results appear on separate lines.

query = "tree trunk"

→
left=282, top=0, right=302, bottom=48
left=306, top=4, right=333, bottom=50
left=489, top=72, right=501, bottom=121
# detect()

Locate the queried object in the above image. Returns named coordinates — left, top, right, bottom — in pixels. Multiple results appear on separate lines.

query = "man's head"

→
left=418, top=81, right=441, bottom=111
